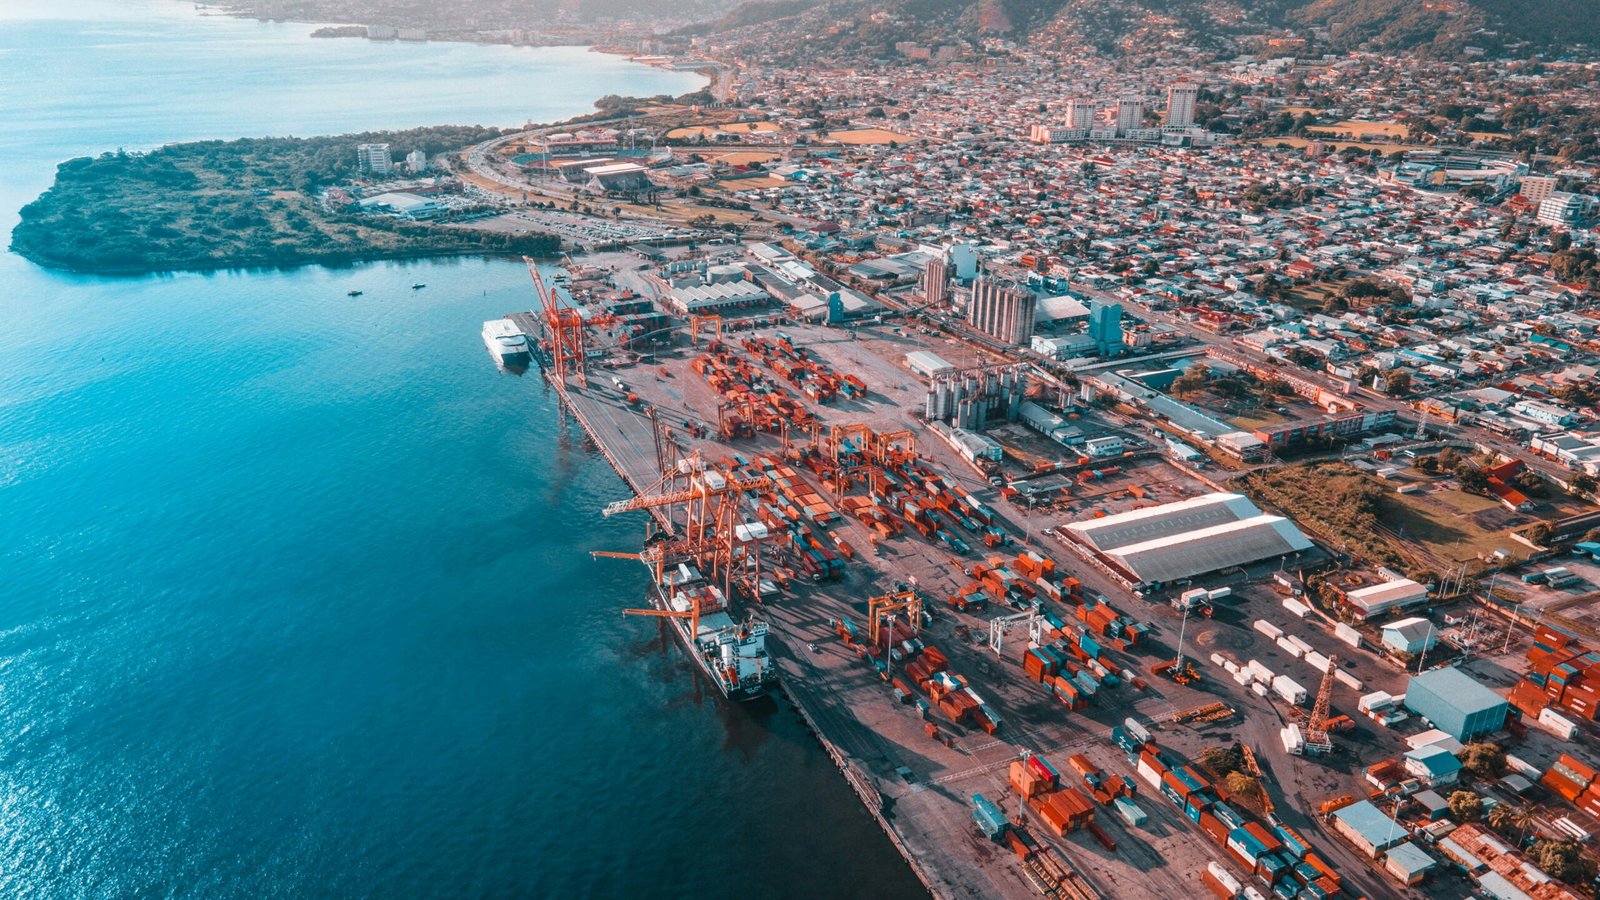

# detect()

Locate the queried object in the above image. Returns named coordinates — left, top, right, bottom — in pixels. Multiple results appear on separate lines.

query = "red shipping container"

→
left=1201, top=870, right=1235, bottom=900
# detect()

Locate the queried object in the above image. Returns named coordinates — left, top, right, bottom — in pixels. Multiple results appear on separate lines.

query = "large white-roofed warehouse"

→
left=1059, top=492, right=1315, bottom=587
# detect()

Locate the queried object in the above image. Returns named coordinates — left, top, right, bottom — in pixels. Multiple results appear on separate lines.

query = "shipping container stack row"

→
left=835, top=625, right=1005, bottom=735
left=1011, top=754, right=1098, bottom=837
left=1513, top=623, right=1600, bottom=722
left=834, top=453, right=998, bottom=553
left=740, top=333, right=868, bottom=404
left=1125, top=739, right=1343, bottom=900
left=737, top=454, right=848, bottom=581
left=690, top=345, right=815, bottom=434
left=1075, top=597, right=1149, bottom=650
left=1021, top=628, right=1133, bottom=711
left=1538, top=753, right=1600, bottom=819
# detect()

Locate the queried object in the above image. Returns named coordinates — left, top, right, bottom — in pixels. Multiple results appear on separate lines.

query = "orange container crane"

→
left=524, top=256, right=587, bottom=387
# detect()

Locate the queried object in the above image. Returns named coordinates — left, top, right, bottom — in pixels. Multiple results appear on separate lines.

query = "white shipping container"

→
left=1305, top=651, right=1332, bottom=674
left=1233, top=668, right=1254, bottom=686
left=1124, top=717, right=1152, bottom=743
left=1359, top=690, right=1393, bottom=713
left=1287, top=636, right=1315, bottom=655
left=1210, top=653, right=1227, bottom=668
left=1335, top=622, right=1363, bottom=648
left=1506, top=753, right=1541, bottom=779
left=1223, top=660, right=1239, bottom=675
left=1208, top=587, right=1234, bottom=601
left=1136, top=757, right=1163, bottom=789
left=1252, top=681, right=1270, bottom=697
left=1253, top=620, right=1283, bottom=640
left=1540, top=708, right=1579, bottom=741
left=1248, top=660, right=1274, bottom=683
left=1282, top=598, right=1311, bottom=618
left=1207, top=862, right=1242, bottom=896
left=1335, top=670, right=1363, bottom=691
left=1272, top=674, right=1308, bottom=705
left=1281, top=724, right=1305, bottom=755
left=1276, top=636, right=1305, bottom=659
left=1244, top=889, right=1268, bottom=900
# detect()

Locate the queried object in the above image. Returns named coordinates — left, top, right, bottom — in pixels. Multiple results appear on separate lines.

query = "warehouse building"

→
left=1061, top=492, right=1314, bottom=587
left=1381, top=617, right=1439, bottom=655
left=1343, top=578, right=1428, bottom=621
left=1332, top=800, right=1408, bottom=857
left=1404, top=667, right=1508, bottom=741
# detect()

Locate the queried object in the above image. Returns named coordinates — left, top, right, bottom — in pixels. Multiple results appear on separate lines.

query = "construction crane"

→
left=524, top=256, right=587, bottom=387
left=1305, top=655, right=1338, bottom=755
left=867, top=589, right=923, bottom=647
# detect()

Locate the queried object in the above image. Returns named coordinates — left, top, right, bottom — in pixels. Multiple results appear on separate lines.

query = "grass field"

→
left=702, top=150, right=784, bottom=165
left=1228, top=409, right=1290, bottom=431
left=1430, top=488, right=1502, bottom=515
left=665, top=122, right=782, bottom=140
left=827, top=129, right=916, bottom=145
left=1384, top=490, right=1518, bottom=565
left=1307, top=120, right=1408, bottom=139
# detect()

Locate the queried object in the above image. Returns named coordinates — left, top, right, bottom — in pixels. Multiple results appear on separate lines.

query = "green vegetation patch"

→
left=12, top=125, right=558, bottom=275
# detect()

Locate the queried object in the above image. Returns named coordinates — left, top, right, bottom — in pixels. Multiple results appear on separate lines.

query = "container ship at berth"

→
left=644, top=555, right=776, bottom=701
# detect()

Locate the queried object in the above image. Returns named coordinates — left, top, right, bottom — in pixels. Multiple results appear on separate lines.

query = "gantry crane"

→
left=524, top=256, right=587, bottom=387
left=867, top=589, right=923, bottom=647
left=687, top=313, right=723, bottom=347
left=1305, top=655, right=1338, bottom=755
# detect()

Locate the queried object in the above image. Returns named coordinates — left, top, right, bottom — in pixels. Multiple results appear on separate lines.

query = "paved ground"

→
left=534, top=311, right=1432, bottom=899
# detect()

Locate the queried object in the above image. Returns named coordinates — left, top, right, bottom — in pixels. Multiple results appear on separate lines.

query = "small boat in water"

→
left=347, top=290, right=363, bottom=297
left=412, top=283, right=426, bottom=290
left=482, top=318, right=532, bottom=367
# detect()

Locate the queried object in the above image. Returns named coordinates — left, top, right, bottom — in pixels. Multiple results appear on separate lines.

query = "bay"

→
left=0, top=3, right=924, bottom=896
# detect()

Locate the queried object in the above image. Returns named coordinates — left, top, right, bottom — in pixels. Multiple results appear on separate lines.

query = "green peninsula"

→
left=11, top=125, right=557, bottom=275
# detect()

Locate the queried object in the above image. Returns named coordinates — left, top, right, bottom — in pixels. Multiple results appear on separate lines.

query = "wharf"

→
left=534, top=317, right=1401, bottom=900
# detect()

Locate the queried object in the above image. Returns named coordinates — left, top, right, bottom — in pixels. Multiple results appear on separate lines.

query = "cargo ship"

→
left=648, top=557, right=776, bottom=701
left=482, top=318, right=532, bottom=367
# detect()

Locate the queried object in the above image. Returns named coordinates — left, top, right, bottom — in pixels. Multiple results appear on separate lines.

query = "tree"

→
left=1225, top=772, right=1265, bottom=806
left=1526, top=523, right=1554, bottom=547
left=1531, top=840, right=1593, bottom=883
left=1384, top=371, right=1412, bottom=397
left=1448, top=790, right=1484, bottom=823
left=1457, top=464, right=1491, bottom=495
left=1201, top=745, right=1245, bottom=777
left=1170, top=367, right=1210, bottom=398
left=1570, top=473, right=1596, bottom=497
left=1460, top=742, right=1506, bottom=780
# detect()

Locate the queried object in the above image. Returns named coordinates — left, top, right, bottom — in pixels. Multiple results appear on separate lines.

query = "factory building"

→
left=1061, top=492, right=1313, bottom=586
left=1404, top=667, right=1508, bottom=741
left=923, top=364, right=1027, bottom=431
left=968, top=277, right=1036, bottom=346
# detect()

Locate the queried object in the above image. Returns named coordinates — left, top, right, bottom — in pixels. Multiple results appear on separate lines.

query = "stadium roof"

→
left=1100, top=515, right=1313, bottom=584
left=1063, top=492, right=1263, bottom=552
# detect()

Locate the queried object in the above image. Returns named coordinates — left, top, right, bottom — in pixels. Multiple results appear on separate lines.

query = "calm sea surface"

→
left=0, top=3, right=924, bottom=896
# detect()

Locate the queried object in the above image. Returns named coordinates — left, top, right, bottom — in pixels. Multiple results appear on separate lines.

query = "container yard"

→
left=507, top=253, right=1492, bottom=900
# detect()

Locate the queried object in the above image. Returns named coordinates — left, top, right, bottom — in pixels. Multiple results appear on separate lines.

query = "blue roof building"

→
left=1403, top=745, right=1463, bottom=786
left=1404, top=667, right=1508, bottom=741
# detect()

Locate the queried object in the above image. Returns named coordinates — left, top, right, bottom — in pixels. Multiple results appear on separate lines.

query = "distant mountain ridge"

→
left=698, top=0, right=1600, bottom=55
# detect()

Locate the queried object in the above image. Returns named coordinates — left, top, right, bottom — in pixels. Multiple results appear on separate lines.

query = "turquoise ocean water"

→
left=0, top=3, right=923, bottom=896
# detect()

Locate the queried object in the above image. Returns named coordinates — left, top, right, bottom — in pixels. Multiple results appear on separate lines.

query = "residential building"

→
left=1538, top=191, right=1586, bottom=228
left=1067, top=98, right=1097, bottom=130
left=1519, top=175, right=1557, bottom=205
left=922, top=256, right=949, bottom=305
left=1166, top=82, right=1198, bottom=128
left=1116, top=97, right=1144, bottom=135
left=357, top=143, right=393, bottom=176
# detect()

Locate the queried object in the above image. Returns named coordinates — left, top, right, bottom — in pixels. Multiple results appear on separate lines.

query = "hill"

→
left=698, top=0, right=1599, bottom=56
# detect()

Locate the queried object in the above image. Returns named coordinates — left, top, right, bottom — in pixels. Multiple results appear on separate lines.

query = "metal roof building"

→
left=1331, top=800, right=1408, bottom=857
left=1062, top=492, right=1313, bottom=585
left=1405, top=666, right=1508, bottom=741
left=1064, top=492, right=1262, bottom=551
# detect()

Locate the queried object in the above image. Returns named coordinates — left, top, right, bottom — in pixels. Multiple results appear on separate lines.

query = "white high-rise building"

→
left=357, top=143, right=393, bottom=176
left=1067, top=98, right=1097, bottom=130
left=1166, top=82, right=1198, bottom=128
left=1116, top=98, right=1145, bottom=135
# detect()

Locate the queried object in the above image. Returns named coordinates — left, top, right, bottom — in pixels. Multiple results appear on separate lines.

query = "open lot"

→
left=827, top=128, right=918, bottom=145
